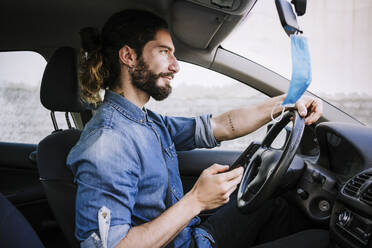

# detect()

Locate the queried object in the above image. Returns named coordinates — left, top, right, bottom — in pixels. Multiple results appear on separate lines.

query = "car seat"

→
left=37, top=47, right=90, bottom=248
left=0, top=192, right=45, bottom=248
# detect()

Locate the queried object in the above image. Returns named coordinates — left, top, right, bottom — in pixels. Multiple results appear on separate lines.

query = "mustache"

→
left=156, top=72, right=174, bottom=79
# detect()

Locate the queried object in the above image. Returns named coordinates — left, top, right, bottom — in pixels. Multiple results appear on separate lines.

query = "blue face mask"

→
left=281, top=34, right=312, bottom=107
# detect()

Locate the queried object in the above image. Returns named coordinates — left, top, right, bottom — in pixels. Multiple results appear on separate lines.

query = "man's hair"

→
left=79, top=9, right=168, bottom=105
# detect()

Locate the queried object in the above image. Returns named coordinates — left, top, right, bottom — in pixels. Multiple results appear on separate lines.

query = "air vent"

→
left=361, top=186, right=372, bottom=207
left=343, top=173, right=372, bottom=197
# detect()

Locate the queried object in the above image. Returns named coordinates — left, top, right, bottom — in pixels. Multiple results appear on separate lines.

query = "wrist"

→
left=184, top=191, right=203, bottom=216
left=266, top=95, right=285, bottom=117
left=275, top=94, right=286, bottom=105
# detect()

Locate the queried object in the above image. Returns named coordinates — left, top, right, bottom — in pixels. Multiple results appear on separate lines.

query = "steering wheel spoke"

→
left=229, top=141, right=262, bottom=171
left=236, top=110, right=305, bottom=213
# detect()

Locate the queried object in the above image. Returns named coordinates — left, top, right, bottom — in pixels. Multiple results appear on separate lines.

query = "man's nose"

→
left=169, top=54, right=180, bottom=74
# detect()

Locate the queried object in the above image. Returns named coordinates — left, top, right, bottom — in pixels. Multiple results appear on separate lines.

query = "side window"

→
left=0, top=51, right=66, bottom=144
left=147, top=61, right=272, bottom=150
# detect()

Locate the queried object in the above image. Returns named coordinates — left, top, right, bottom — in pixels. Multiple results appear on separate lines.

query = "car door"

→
left=0, top=51, right=69, bottom=246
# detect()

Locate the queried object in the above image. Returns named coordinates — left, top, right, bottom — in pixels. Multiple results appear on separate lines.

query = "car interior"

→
left=1, top=0, right=372, bottom=248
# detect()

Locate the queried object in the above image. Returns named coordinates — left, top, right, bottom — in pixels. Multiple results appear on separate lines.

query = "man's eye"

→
left=160, top=50, right=168, bottom=54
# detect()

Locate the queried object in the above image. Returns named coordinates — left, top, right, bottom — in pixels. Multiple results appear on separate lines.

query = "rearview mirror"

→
left=292, top=0, right=307, bottom=16
left=275, top=0, right=302, bottom=36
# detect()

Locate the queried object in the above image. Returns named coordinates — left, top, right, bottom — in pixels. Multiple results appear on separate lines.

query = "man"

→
left=67, top=9, right=323, bottom=248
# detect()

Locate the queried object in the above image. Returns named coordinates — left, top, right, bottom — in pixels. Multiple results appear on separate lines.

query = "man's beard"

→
left=130, top=57, right=173, bottom=101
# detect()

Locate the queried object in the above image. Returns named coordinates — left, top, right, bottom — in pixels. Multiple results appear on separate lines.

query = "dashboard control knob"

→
left=311, top=170, right=324, bottom=184
left=319, top=200, right=330, bottom=212
left=296, top=188, right=309, bottom=200
left=338, top=210, right=351, bottom=226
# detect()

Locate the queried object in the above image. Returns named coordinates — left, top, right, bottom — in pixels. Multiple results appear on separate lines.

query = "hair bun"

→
left=79, top=27, right=101, bottom=53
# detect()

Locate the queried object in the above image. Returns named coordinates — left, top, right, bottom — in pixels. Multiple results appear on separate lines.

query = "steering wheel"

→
left=232, top=109, right=305, bottom=213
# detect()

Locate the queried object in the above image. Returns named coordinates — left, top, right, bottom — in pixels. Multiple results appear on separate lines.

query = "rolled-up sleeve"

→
left=162, top=114, right=220, bottom=150
left=67, top=128, right=140, bottom=241
left=194, top=114, right=220, bottom=148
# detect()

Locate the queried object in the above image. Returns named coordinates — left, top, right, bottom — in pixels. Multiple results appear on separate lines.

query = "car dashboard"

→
left=291, top=122, right=372, bottom=248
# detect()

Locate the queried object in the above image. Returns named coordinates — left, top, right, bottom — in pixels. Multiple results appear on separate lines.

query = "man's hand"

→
left=116, top=164, right=243, bottom=248
left=294, top=95, right=323, bottom=125
left=188, top=164, right=244, bottom=212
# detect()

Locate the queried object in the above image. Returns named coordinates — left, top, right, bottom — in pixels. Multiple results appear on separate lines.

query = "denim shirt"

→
left=67, top=91, right=219, bottom=248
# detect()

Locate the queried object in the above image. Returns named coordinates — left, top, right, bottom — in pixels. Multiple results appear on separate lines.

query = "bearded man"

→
left=67, top=9, right=323, bottom=248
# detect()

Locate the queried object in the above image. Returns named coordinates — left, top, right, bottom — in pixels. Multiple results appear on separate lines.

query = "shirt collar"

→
left=104, top=90, right=147, bottom=124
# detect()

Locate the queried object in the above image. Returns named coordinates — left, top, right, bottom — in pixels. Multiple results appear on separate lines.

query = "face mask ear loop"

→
left=271, top=102, right=286, bottom=123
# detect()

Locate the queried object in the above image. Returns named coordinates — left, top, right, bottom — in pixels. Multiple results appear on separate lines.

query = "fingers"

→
left=304, top=98, right=323, bottom=125
left=222, top=185, right=238, bottom=203
left=226, top=184, right=238, bottom=197
left=221, top=166, right=244, bottom=181
left=228, top=171, right=243, bottom=186
left=296, top=101, right=308, bottom=117
left=305, top=111, right=320, bottom=125
left=221, top=173, right=243, bottom=203
left=222, top=170, right=243, bottom=194
left=296, top=96, right=323, bottom=125
left=206, top=164, right=229, bottom=175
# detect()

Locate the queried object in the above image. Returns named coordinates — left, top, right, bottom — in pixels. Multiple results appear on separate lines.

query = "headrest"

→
left=40, top=47, right=86, bottom=112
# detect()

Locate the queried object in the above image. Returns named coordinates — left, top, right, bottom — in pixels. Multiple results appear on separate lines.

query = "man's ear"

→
left=118, top=45, right=137, bottom=68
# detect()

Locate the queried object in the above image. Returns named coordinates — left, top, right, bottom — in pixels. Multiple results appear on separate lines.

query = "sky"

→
left=0, top=51, right=46, bottom=87
left=0, top=0, right=371, bottom=96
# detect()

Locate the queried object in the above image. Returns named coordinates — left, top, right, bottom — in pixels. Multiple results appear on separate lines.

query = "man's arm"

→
left=211, top=94, right=323, bottom=142
left=115, top=164, right=243, bottom=248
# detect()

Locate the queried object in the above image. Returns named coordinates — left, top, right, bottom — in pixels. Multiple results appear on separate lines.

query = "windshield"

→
left=222, top=0, right=372, bottom=126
